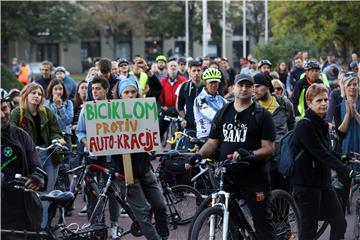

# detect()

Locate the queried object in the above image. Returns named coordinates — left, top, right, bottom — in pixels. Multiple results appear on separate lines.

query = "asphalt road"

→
left=63, top=159, right=359, bottom=240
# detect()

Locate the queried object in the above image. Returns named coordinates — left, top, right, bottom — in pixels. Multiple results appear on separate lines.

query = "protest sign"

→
left=84, top=97, right=161, bottom=156
left=84, top=98, right=161, bottom=184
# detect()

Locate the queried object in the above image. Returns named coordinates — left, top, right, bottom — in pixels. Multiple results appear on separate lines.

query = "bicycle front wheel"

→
left=190, top=206, right=239, bottom=240
left=167, top=184, right=203, bottom=225
left=271, top=189, right=301, bottom=240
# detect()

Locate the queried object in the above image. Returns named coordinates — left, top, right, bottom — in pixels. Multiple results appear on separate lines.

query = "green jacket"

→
left=10, top=106, right=63, bottom=164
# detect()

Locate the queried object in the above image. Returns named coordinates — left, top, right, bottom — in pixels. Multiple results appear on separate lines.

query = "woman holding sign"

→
left=113, top=77, right=169, bottom=240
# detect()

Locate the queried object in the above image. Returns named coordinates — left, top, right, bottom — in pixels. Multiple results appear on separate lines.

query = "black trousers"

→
left=294, top=186, right=346, bottom=240
left=237, top=184, right=275, bottom=240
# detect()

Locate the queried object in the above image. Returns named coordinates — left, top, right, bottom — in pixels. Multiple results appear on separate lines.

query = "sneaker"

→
left=119, top=208, right=128, bottom=218
left=78, top=205, right=87, bottom=216
left=111, top=224, right=124, bottom=239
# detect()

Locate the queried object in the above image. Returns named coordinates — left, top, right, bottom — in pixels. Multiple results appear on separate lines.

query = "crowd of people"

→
left=1, top=50, right=360, bottom=240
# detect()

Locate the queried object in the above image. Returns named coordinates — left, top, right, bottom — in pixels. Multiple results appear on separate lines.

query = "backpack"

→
left=277, top=117, right=310, bottom=177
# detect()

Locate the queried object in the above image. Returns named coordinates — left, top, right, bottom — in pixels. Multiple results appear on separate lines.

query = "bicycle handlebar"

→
left=36, top=140, right=69, bottom=151
left=89, top=164, right=125, bottom=180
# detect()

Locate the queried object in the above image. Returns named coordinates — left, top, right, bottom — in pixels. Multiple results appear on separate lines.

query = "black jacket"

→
left=177, top=80, right=204, bottom=129
left=1, top=123, right=44, bottom=230
left=112, top=153, right=151, bottom=177
left=86, top=74, right=121, bottom=101
left=292, top=109, right=351, bottom=188
left=292, top=78, right=323, bottom=116
left=34, top=75, right=53, bottom=92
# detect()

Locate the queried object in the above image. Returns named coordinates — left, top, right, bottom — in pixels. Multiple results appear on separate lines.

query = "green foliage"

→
left=269, top=1, right=360, bottom=52
left=253, top=32, right=318, bottom=66
left=1, top=64, right=23, bottom=91
left=1, top=1, right=86, bottom=43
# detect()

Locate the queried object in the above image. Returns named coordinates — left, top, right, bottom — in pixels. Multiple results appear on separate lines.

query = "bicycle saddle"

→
left=41, top=190, right=74, bottom=206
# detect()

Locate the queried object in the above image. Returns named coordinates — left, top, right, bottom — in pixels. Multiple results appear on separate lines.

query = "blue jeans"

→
left=37, top=149, right=60, bottom=228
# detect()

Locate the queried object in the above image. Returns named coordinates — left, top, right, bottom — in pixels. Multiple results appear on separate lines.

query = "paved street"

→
left=62, top=159, right=359, bottom=240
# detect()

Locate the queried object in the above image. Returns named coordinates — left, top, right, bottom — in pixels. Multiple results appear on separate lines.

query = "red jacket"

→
left=160, top=75, right=187, bottom=108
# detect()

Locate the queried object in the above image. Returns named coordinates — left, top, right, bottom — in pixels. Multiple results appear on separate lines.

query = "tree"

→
left=269, top=1, right=360, bottom=61
left=1, top=1, right=86, bottom=43
left=253, top=32, right=318, bottom=67
left=78, top=1, right=148, bottom=59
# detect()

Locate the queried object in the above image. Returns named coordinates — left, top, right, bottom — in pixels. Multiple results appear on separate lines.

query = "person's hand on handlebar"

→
left=57, top=138, right=66, bottom=145
left=185, top=154, right=202, bottom=171
left=25, top=167, right=47, bottom=191
left=233, top=148, right=255, bottom=162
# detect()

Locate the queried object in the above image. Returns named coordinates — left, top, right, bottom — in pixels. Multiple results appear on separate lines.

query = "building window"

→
left=81, top=41, right=100, bottom=72
left=37, top=43, right=59, bottom=66
left=115, top=31, right=132, bottom=60
left=174, top=41, right=185, bottom=56
left=232, top=40, right=249, bottom=70
left=145, top=38, right=163, bottom=61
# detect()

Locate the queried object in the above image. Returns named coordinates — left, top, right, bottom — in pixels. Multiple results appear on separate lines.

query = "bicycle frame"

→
left=209, top=190, right=231, bottom=240
left=191, top=159, right=217, bottom=192
left=85, top=164, right=141, bottom=237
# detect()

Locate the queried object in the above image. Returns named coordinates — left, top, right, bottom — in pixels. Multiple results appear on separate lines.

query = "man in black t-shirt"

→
left=186, top=73, right=276, bottom=240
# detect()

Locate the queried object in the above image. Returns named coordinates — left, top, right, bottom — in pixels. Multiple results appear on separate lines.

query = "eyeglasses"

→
left=343, top=72, right=359, bottom=81
left=344, top=72, right=357, bottom=77
left=119, top=64, right=128, bottom=67
left=274, top=87, right=283, bottom=91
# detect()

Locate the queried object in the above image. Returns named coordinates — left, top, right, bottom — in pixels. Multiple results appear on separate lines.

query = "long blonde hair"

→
left=20, top=82, right=46, bottom=112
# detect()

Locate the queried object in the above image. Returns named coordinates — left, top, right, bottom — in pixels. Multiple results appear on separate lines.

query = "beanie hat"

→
left=54, top=66, right=66, bottom=74
left=350, top=61, right=358, bottom=69
left=118, top=77, right=139, bottom=96
left=254, top=73, right=274, bottom=93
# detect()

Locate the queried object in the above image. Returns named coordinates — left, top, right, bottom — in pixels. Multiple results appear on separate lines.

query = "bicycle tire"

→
left=167, top=184, right=203, bottom=225
left=190, top=206, right=240, bottom=240
left=315, top=221, right=329, bottom=239
left=188, top=194, right=217, bottom=239
left=271, top=189, right=301, bottom=239
left=87, top=182, right=105, bottom=224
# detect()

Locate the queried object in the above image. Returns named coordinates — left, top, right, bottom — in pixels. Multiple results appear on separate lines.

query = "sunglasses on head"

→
left=344, top=72, right=357, bottom=77
left=343, top=72, right=359, bottom=81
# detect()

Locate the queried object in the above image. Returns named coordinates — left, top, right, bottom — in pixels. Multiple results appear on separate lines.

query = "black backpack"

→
left=277, top=117, right=310, bottom=177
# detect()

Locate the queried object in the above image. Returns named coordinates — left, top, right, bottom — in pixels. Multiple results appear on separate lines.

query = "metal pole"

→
left=222, top=0, right=226, bottom=57
left=185, top=0, right=189, bottom=57
left=265, top=0, right=268, bottom=43
left=242, top=0, right=246, bottom=57
left=202, top=0, right=208, bottom=57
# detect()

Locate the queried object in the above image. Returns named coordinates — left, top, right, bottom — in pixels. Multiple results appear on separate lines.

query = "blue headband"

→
left=117, top=77, right=139, bottom=95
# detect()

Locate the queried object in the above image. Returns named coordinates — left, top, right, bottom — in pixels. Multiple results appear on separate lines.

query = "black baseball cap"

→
left=234, top=73, right=254, bottom=85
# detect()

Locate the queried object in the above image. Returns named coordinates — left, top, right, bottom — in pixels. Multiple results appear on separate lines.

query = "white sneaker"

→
left=111, top=224, right=123, bottom=239
left=119, top=208, right=129, bottom=218
left=78, top=205, right=87, bottom=216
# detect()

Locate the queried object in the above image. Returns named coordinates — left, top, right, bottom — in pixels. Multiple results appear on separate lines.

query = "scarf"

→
left=204, top=92, right=224, bottom=112
left=341, top=97, right=360, bottom=153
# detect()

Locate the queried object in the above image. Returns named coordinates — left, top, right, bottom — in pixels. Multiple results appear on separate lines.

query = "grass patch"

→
left=71, top=72, right=87, bottom=82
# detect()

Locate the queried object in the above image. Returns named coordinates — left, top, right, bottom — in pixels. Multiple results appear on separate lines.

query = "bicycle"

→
left=161, top=114, right=182, bottom=148
left=166, top=130, right=198, bottom=152
left=189, top=156, right=302, bottom=240
left=152, top=151, right=204, bottom=226
left=1, top=174, right=109, bottom=240
left=82, top=163, right=143, bottom=238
